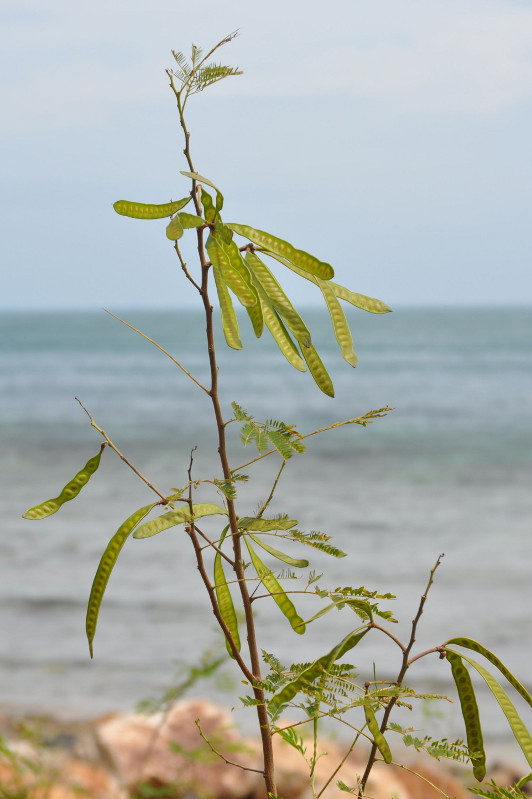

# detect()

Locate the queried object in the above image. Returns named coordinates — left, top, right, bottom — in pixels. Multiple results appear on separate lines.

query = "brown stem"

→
left=198, top=237, right=276, bottom=797
left=75, top=398, right=168, bottom=502
left=358, top=554, right=444, bottom=797
left=169, top=66, right=276, bottom=796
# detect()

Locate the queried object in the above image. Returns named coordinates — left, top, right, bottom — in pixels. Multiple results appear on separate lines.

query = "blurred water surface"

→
left=1, top=307, right=531, bottom=745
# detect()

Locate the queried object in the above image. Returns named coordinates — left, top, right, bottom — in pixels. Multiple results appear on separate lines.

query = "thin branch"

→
left=195, top=718, right=264, bottom=775
left=234, top=410, right=393, bottom=472
left=194, top=523, right=235, bottom=567
left=316, top=731, right=362, bottom=799
left=407, top=646, right=446, bottom=667
left=368, top=622, right=406, bottom=653
left=358, top=554, right=445, bottom=797
left=387, top=762, right=452, bottom=799
left=103, top=309, right=210, bottom=395
left=174, top=241, right=203, bottom=293
left=256, top=461, right=286, bottom=519
left=75, top=398, right=167, bottom=502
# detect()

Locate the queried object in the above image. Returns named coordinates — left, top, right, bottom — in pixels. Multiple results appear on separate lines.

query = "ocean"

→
left=1, top=306, right=531, bottom=751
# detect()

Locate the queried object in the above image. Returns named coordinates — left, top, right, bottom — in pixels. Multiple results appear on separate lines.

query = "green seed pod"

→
left=245, top=250, right=311, bottom=346
left=299, top=342, right=335, bottom=398
left=86, top=503, right=157, bottom=658
left=228, top=223, right=334, bottom=280
left=23, top=446, right=104, bottom=520
left=214, top=528, right=241, bottom=659
left=446, top=650, right=486, bottom=780
left=113, top=197, right=191, bottom=219
left=178, top=212, right=204, bottom=229
left=269, top=629, right=368, bottom=715
left=248, top=533, right=309, bottom=568
left=166, top=215, right=184, bottom=241
left=445, top=637, right=532, bottom=708
left=363, top=699, right=392, bottom=764
left=200, top=188, right=217, bottom=223
left=245, top=538, right=305, bottom=635
left=132, top=502, right=227, bottom=539
left=207, top=234, right=258, bottom=309
left=319, top=280, right=358, bottom=367
left=330, top=283, right=391, bottom=314
left=209, top=253, right=242, bottom=350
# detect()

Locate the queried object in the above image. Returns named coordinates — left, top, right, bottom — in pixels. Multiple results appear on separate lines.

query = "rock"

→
left=96, top=699, right=262, bottom=798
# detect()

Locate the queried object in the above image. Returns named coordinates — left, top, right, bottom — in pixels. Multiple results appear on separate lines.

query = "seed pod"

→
left=214, top=527, right=241, bottom=659
left=23, top=445, right=105, bottom=520
left=269, top=629, right=368, bottom=715
left=299, top=342, right=335, bottom=398
left=245, top=250, right=311, bottom=346
left=445, top=637, right=532, bottom=708
left=446, top=650, right=486, bottom=780
left=248, top=533, right=309, bottom=568
left=319, top=280, right=358, bottom=367
left=363, top=699, right=392, bottom=764
left=207, top=234, right=258, bottom=309
left=113, top=197, right=191, bottom=219
left=238, top=517, right=298, bottom=531
left=228, top=223, right=334, bottom=280
left=331, top=283, right=391, bottom=314
left=86, top=502, right=157, bottom=658
left=166, top=215, right=184, bottom=241
left=208, top=248, right=242, bottom=350
left=451, top=650, right=532, bottom=772
left=246, top=258, right=305, bottom=371
left=200, top=188, right=217, bottom=223
left=245, top=538, right=305, bottom=635
left=132, top=502, right=227, bottom=539
left=180, top=170, right=224, bottom=212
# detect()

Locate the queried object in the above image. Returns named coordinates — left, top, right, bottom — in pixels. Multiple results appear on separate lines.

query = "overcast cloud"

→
left=1, top=0, right=531, bottom=308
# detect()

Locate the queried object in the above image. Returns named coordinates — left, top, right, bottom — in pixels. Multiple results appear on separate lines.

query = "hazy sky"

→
left=2, top=0, right=531, bottom=309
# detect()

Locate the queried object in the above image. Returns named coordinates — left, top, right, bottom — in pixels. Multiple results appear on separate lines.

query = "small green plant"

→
left=23, top=31, right=532, bottom=799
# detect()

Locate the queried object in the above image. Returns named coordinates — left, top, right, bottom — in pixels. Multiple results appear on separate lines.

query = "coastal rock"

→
left=95, top=699, right=262, bottom=798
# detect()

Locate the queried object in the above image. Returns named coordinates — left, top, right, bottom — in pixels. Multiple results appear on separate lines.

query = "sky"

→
left=2, top=0, right=532, bottom=310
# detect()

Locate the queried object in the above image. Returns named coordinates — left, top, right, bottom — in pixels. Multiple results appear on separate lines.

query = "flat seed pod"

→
left=245, top=250, right=311, bottom=346
left=178, top=212, right=204, bottom=229
left=208, top=235, right=258, bottom=309
left=132, top=502, right=227, bottom=539
left=113, top=197, right=191, bottom=219
left=214, top=530, right=241, bottom=658
left=86, top=502, right=157, bottom=657
left=363, top=700, right=392, bottom=764
left=228, top=223, right=334, bottom=280
left=249, top=273, right=305, bottom=371
left=200, top=188, right=218, bottom=223
left=238, top=517, right=298, bottom=531
left=245, top=538, right=305, bottom=635
left=319, top=280, right=358, bottom=367
left=246, top=298, right=264, bottom=338
left=248, top=533, right=308, bottom=568
left=299, top=342, right=335, bottom=398
left=166, top=216, right=184, bottom=241
left=23, top=446, right=104, bottom=520
left=331, top=283, right=391, bottom=314
left=445, top=637, right=532, bottom=709
left=446, top=650, right=486, bottom=780
left=180, top=170, right=224, bottom=212
left=454, top=650, right=532, bottom=771
left=269, top=629, right=368, bottom=715
left=264, top=251, right=391, bottom=316
left=212, top=261, right=242, bottom=350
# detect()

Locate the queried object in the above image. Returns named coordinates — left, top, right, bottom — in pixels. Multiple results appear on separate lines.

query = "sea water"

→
left=1, top=307, right=531, bottom=747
